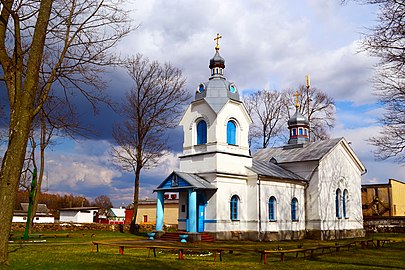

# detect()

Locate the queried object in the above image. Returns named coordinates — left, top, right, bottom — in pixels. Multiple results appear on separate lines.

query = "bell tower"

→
left=178, top=34, right=252, bottom=175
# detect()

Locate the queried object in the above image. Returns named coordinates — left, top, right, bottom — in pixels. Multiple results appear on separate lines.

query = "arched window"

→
left=336, top=189, right=342, bottom=218
left=196, top=120, right=207, bottom=145
left=343, top=189, right=348, bottom=218
left=230, top=195, right=239, bottom=220
left=269, top=196, right=277, bottom=221
left=291, top=198, right=298, bottom=221
left=227, top=120, right=237, bottom=145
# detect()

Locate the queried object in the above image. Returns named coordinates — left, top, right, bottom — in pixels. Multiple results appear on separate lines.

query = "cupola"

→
left=288, top=91, right=310, bottom=145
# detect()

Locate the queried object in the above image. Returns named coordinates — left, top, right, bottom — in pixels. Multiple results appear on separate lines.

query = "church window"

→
left=269, top=196, right=277, bottom=221
left=291, top=198, right=298, bottom=221
left=227, top=120, right=237, bottom=145
left=336, top=189, right=342, bottom=218
left=292, top=128, right=297, bottom=136
left=299, top=128, right=303, bottom=135
left=196, top=120, right=207, bottom=145
left=230, top=195, right=239, bottom=220
left=343, top=189, right=348, bottom=218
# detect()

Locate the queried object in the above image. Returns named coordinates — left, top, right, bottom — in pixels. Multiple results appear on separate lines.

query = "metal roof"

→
left=249, top=160, right=305, bottom=181
left=155, top=171, right=217, bottom=192
left=253, top=137, right=343, bottom=163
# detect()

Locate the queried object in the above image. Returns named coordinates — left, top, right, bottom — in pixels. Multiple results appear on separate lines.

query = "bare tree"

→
left=243, top=90, right=287, bottom=149
left=22, top=94, right=86, bottom=234
left=92, top=195, right=113, bottom=215
left=0, top=0, right=131, bottom=264
left=284, top=85, right=336, bottom=141
left=111, top=54, right=190, bottom=233
left=359, top=0, right=405, bottom=163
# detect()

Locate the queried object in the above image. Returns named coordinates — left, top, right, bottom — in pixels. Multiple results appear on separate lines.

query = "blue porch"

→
left=154, top=171, right=216, bottom=233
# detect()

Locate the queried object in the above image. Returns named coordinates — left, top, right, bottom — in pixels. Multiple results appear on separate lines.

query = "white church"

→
left=155, top=39, right=366, bottom=241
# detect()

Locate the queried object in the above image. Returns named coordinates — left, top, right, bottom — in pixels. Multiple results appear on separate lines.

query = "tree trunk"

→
left=0, top=0, right=53, bottom=264
left=0, top=111, right=33, bottom=264
left=130, top=165, right=142, bottom=234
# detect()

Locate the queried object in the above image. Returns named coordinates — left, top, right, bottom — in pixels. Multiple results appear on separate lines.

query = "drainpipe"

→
left=258, top=176, right=262, bottom=241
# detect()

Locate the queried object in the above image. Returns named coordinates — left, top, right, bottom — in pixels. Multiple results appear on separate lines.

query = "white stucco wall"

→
left=12, top=216, right=55, bottom=223
left=259, top=179, right=306, bottom=232
left=59, top=210, right=97, bottom=223
left=308, top=142, right=364, bottom=231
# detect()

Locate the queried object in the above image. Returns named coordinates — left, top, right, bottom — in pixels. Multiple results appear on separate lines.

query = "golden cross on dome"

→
left=294, top=90, right=301, bottom=109
left=214, top=33, right=222, bottom=51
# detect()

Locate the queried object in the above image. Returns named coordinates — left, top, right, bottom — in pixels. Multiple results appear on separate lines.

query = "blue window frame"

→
left=291, top=198, right=298, bottom=221
left=343, top=189, right=348, bottom=218
left=336, top=189, right=342, bottom=218
left=292, top=128, right=297, bottom=136
left=227, top=121, right=236, bottom=145
left=196, top=120, right=207, bottom=145
left=269, top=196, right=276, bottom=221
left=230, top=195, right=239, bottom=220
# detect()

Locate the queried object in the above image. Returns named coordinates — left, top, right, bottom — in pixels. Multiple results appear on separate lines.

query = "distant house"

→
left=59, top=206, right=99, bottom=223
left=362, top=179, right=405, bottom=216
left=12, top=203, right=54, bottom=223
left=125, top=195, right=179, bottom=226
left=107, top=207, right=126, bottom=224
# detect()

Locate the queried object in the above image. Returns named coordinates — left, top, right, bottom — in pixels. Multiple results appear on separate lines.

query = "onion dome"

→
left=288, top=111, right=309, bottom=127
left=194, top=34, right=240, bottom=112
left=287, top=92, right=310, bottom=145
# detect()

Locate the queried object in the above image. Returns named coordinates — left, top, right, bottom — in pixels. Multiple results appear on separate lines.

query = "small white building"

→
left=155, top=43, right=366, bottom=240
left=59, top=206, right=99, bottom=223
left=12, top=203, right=55, bottom=223
left=107, top=207, right=126, bottom=224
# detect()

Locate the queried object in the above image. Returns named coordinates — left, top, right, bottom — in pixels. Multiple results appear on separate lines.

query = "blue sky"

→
left=2, top=0, right=403, bottom=207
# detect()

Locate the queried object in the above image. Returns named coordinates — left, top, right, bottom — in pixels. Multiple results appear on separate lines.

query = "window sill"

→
left=292, top=220, right=299, bottom=222
left=269, top=220, right=277, bottom=223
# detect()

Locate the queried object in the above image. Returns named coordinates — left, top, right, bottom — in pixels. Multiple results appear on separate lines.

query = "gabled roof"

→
left=248, top=160, right=305, bottom=182
left=155, top=171, right=217, bottom=192
left=108, top=208, right=126, bottom=218
left=59, top=207, right=99, bottom=211
left=253, top=137, right=366, bottom=174
left=21, top=203, right=49, bottom=213
left=254, top=137, right=343, bottom=163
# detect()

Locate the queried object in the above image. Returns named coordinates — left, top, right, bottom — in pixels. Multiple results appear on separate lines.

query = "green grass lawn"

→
left=5, top=231, right=405, bottom=269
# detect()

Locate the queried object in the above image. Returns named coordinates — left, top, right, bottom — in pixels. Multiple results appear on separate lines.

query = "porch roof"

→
left=154, top=171, right=217, bottom=192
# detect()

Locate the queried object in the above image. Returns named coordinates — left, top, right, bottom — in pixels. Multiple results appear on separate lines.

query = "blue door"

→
left=197, top=194, right=205, bottom=232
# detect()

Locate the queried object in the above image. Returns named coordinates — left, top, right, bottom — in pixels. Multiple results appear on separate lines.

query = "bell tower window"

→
left=196, top=120, right=207, bottom=145
left=227, top=120, right=237, bottom=145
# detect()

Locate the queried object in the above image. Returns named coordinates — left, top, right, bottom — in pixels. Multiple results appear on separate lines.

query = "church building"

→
left=155, top=37, right=366, bottom=241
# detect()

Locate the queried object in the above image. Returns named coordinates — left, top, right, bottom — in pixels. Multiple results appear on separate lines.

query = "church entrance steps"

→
left=158, top=232, right=215, bottom=242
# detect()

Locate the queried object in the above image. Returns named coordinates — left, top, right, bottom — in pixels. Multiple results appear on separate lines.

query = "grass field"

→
left=5, top=231, right=405, bottom=269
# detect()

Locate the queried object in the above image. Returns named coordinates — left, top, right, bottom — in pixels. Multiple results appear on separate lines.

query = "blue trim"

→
left=197, top=120, right=207, bottom=145
left=291, top=197, right=298, bottom=221
left=159, top=173, right=192, bottom=189
left=336, top=189, right=342, bottom=218
left=227, top=121, right=236, bottom=145
left=204, top=219, right=217, bottom=223
left=230, top=195, right=239, bottom=220
left=343, top=189, right=348, bottom=218
left=269, top=196, right=276, bottom=221
left=156, top=192, right=164, bottom=231
left=188, top=190, right=197, bottom=232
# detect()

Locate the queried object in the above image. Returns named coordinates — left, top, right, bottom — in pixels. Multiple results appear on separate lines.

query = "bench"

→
left=92, top=242, right=224, bottom=261
left=259, top=248, right=306, bottom=263
left=355, top=239, right=375, bottom=249
left=376, top=239, right=390, bottom=248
